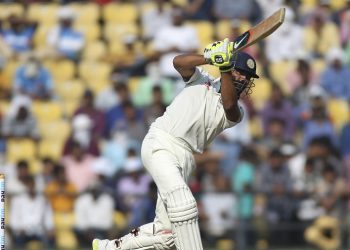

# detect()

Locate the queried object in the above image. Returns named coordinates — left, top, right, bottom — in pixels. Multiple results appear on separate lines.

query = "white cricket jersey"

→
left=152, top=67, right=243, bottom=153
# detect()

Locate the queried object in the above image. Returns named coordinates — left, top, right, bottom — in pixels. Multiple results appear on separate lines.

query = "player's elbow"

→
left=173, top=55, right=184, bottom=70
left=224, top=104, right=241, bottom=122
left=222, top=99, right=235, bottom=111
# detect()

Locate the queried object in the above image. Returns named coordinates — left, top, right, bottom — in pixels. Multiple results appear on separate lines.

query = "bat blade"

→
left=231, top=8, right=285, bottom=52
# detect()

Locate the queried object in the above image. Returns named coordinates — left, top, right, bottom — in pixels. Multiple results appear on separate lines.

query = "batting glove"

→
left=219, top=64, right=233, bottom=72
left=203, top=38, right=233, bottom=67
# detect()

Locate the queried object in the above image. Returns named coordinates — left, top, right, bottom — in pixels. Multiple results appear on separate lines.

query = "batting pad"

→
left=166, top=186, right=203, bottom=250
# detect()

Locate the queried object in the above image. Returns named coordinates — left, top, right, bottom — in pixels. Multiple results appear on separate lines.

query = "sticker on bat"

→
left=233, top=31, right=250, bottom=50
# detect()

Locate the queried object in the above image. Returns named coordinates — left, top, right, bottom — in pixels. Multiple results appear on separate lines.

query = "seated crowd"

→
left=0, top=0, right=350, bottom=249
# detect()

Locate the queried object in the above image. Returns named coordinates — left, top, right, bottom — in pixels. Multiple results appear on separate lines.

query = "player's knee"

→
left=165, top=186, right=198, bottom=224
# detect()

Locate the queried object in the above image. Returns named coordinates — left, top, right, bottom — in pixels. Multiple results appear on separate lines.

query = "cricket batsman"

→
left=92, top=38, right=259, bottom=250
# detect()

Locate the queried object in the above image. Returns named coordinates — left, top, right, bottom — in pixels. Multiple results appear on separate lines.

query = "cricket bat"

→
left=231, top=8, right=286, bottom=52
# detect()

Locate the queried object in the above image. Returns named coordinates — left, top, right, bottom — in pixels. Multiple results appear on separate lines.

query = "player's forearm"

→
left=173, top=54, right=207, bottom=80
left=220, top=72, right=241, bottom=122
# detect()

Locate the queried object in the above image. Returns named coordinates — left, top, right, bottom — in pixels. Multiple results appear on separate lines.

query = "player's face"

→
left=231, top=69, right=254, bottom=97
left=231, top=69, right=251, bottom=81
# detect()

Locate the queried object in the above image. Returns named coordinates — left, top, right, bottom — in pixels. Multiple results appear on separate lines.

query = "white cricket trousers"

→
left=141, top=127, right=195, bottom=233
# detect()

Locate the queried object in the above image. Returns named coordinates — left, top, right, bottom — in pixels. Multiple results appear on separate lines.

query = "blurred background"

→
left=0, top=0, right=350, bottom=249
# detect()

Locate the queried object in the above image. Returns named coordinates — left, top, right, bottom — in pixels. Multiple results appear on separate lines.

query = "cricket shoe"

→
left=92, top=239, right=118, bottom=250
left=92, top=228, right=175, bottom=250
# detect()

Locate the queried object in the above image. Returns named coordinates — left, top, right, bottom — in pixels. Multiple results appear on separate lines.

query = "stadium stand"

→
left=0, top=1, right=350, bottom=250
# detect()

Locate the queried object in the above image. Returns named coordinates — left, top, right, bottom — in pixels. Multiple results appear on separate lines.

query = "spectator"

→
left=315, top=165, right=347, bottom=217
left=0, top=48, right=11, bottom=99
left=117, top=155, right=152, bottom=212
left=132, top=75, right=174, bottom=107
left=61, top=141, right=97, bottom=192
left=143, top=85, right=166, bottom=127
left=112, top=102, right=147, bottom=143
left=191, top=150, right=224, bottom=196
left=140, top=0, right=172, bottom=41
left=0, top=31, right=13, bottom=59
left=333, top=0, right=350, bottom=46
left=280, top=141, right=306, bottom=195
left=305, top=0, right=333, bottom=23
left=2, top=95, right=39, bottom=140
left=127, top=181, right=158, bottom=229
left=0, top=15, right=37, bottom=55
left=340, top=104, right=350, bottom=157
left=212, top=102, right=251, bottom=175
left=297, top=85, right=327, bottom=123
left=340, top=9, right=350, bottom=47
left=13, top=55, right=54, bottom=100
left=47, top=7, right=85, bottom=61
left=232, top=146, right=258, bottom=250
left=304, top=10, right=340, bottom=58
left=306, top=136, right=343, bottom=177
left=296, top=158, right=324, bottom=222
left=265, top=6, right=303, bottom=63
left=184, top=0, right=214, bottom=21
left=9, top=176, right=55, bottom=248
left=200, top=157, right=222, bottom=193
left=91, top=157, right=117, bottom=181
left=45, top=164, right=77, bottom=213
left=260, top=84, right=295, bottom=139
left=103, top=121, right=141, bottom=175
left=105, top=84, right=142, bottom=137
left=95, top=74, right=128, bottom=112
left=302, top=96, right=337, bottom=149
left=286, top=53, right=319, bottom=99
left=332, top=0, right=350, bottom=25
left=258, top=117, right=288, bottom=153
left=260, top=149, right=293, bottom=222
left=200, top=175, right=235, bottom=244
left=256, top=0, right=284, bottom=18
left=108, top=35, right=147, bottom=77
left=153, top=6, right=199, bottom=80
left=216, top=102, right=251, bottom=145
left=320, top=47, right=350, bottom=100
left=6, top=160, right=30, bottom=197
left=344, top=154, right=350, bottom=207
left=74, top=89, right=105, bottom=138
left=41, top=157, right=56, bottom=185
left=74, top=181, right=114, bottom=247
left=213, top=0, right=262, bottom=24
left=347, top=40, right=350, bottom=63
left=64, top=114, right=100, bottom=156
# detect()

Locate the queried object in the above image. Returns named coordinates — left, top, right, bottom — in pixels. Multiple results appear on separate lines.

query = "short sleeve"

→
left=184, top=67, right=205, bottom=85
